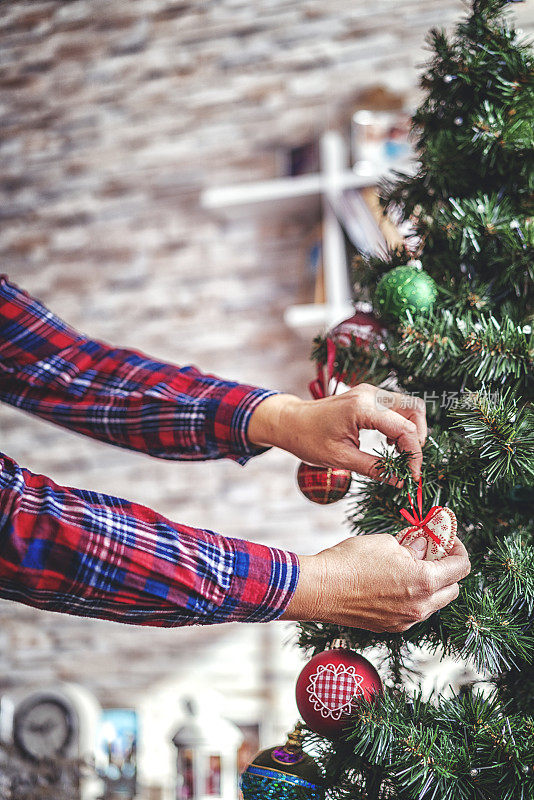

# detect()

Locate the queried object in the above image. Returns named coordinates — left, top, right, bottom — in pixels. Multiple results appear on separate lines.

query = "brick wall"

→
left=1, top=0, right=532, bottom=768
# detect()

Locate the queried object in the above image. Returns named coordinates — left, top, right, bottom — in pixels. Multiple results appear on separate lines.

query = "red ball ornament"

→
left=296, top=648, right=382, bottom=738
left=329, top=310, right=387, bottom=351
left=297, top=463, right=352, bottom=505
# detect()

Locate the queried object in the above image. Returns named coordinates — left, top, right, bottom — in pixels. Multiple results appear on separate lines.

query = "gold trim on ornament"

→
left=325, top=467, right=332, bottom=503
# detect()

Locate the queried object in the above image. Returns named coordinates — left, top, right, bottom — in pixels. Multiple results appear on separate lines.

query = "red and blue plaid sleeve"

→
left=0, top=451, right=299, bottom=626
left=0, top=275, right=276, bottom=465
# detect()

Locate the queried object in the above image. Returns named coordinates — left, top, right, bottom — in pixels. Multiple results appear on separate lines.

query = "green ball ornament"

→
left=374, top=264, right=438, bottom=320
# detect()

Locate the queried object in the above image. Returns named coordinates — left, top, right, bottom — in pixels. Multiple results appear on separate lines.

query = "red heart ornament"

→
left=296, top=649, right=382, bottom=738
left=396, top=506, right=457, bottom=561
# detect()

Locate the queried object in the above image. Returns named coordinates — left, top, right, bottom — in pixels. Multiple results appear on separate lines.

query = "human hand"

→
left=280, top=534, right=471, bottom=632
left=248, top=384, right=427, bottom=482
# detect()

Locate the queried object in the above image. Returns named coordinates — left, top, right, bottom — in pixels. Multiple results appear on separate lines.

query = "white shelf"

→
left=283, top=302, right=355, bottom=336
left=201, top=132, right=412, bottom=331
left=201, top=168, right=398, bottom=219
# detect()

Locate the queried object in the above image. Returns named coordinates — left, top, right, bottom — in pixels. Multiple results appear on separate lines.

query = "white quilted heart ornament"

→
left=396, top=506, right=457, bottom=561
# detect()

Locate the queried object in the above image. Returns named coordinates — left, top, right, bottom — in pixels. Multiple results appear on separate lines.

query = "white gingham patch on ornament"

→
left=396, top=506, right=457, bottom=561
left=306, top=663, right=364, bottom=719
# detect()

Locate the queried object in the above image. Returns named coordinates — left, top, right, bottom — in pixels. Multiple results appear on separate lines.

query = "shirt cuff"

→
left=206, top=538, right=300, bottom=624
left=212, top=385, right=280, bottom=465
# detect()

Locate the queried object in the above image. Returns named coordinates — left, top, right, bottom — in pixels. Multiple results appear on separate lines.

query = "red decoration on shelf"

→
left=329, top=310, right=387, bottom=351
left=311, top=311, right=387, bottom=394
left=296, top=648, right=382, bottom=738
left=297, top=463, right=352, bottom=505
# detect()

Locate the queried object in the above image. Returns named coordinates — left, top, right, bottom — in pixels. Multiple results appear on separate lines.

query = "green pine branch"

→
left=432, top=196, right=534, bottom=287
left=459, top=315, right=533, bottom=384
left=392, top=311, right=462, bottom=382
left=439, top=575, right=534, bottom=674
left=392, top=312, right=533, bottom=391
left=451, top=388, right=534, bottom=484
left=312, top=691, right=534, bottom=800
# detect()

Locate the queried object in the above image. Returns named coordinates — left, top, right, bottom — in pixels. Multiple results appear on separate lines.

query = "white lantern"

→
left=172, top=699, right=243, bottom=800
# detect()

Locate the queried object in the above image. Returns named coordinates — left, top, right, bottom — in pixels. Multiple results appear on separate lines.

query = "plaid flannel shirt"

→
left=0, top=276, right=299, bottom=626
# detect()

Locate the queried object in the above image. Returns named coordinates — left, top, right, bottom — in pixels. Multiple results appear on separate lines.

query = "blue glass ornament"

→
left=240, top=724, right=325, bottom=800
left=240, top=768, right=325, bottom=800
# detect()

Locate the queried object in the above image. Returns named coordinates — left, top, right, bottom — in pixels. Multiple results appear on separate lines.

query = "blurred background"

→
left=1, top=1, right=533, bottom=798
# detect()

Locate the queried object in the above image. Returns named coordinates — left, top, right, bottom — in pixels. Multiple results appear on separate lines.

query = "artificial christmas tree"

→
left=298, top=1, right=534, bottom=798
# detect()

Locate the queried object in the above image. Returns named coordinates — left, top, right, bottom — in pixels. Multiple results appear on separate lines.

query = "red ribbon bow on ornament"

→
left=309, top=339, right=337, bottom=399
left=399, top=478, right=442, bottom=546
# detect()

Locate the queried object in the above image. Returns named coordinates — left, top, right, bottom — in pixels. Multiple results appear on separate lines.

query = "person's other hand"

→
left=248, top=385, right=427, bottom=482
left=280, top=534, right=471, bottom=632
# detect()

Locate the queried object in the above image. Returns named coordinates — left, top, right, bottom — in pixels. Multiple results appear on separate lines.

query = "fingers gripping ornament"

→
left=396, top=478, right=457, bottom=561
left=240, top=723, right=325, bottom=800
left=297, top=339, right=352, bottom=505
left=296, top=645, right=382, bottom=738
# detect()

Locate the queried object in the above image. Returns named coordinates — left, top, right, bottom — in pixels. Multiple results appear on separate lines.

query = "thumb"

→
left=407, top=536, right=427, bottom=560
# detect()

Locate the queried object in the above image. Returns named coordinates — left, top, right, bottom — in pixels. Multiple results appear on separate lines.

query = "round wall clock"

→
left=13, top=695, right=76, bottom=761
